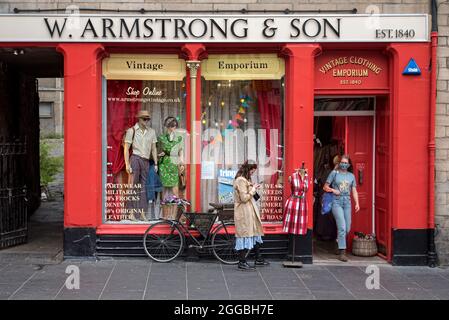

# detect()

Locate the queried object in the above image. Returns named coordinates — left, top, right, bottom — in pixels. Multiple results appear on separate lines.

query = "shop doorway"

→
left=313, top=97, right=387, bottom=263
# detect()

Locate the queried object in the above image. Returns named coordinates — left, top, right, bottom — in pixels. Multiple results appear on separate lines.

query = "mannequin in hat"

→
left=124, top=109, right=158, bottom=221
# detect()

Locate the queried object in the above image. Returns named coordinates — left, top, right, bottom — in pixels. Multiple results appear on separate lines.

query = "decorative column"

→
left=186, top=60, right=201, bottom=211
left=281, top=44, right=321, bottom=263
left=56, top=44, right=105, bottom=257
left=385, top=43, right=433, bottom=265
left=181, top=44, right=206, bottom=212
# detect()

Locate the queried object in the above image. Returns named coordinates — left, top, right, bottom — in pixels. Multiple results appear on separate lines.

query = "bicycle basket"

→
left=183, top=212, right=218, bottom=238
left=209, top=203, right=234, bottom=223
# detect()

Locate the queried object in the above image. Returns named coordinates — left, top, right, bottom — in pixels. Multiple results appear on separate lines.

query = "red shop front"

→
left=0, top=13, right=435, bottom=265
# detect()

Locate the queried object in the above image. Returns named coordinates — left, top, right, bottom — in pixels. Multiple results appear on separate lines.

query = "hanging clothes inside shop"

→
left=313, top=116, right=344, bottom=241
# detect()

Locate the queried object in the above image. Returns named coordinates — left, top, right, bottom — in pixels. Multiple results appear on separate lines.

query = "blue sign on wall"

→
left=402, top=58, right=421, bottom=75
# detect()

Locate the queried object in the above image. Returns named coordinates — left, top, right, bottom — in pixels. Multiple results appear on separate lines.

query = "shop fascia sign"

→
left=0, top=14, right=429, bottom=43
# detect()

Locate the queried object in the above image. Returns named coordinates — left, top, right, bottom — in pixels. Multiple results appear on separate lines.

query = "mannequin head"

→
left=137, top=110, right=151, bottom=129
left=164, top=116, right=179, bottom=133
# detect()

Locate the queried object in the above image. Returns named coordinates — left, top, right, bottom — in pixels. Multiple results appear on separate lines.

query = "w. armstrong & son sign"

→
left=0, top=14, right=429, bottom=43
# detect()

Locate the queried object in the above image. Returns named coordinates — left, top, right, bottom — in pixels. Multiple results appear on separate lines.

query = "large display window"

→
left=103, top=55, right=187, bottom=224
left=200, top=54, right=285, bottom=222
left=102, top=53, right=286, bottom=224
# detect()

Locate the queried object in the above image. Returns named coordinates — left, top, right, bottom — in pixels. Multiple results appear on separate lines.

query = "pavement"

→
left=1, top=256, right=449, bottom=300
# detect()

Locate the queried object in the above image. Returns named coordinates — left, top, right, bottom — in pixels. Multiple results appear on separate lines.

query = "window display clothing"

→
left=157, top=132, right=183, bottom=188
left=146, top=161, right=163, bottom=202
left=125, top=122, right=158, bottom=219
left=124, top=123, right=157, bottom=160
left=128, top=154, right=150, bottom=216
left=283, top=170, right=309, bottom=235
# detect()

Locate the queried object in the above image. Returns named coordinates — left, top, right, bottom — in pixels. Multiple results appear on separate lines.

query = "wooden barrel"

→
left=352, top=238, right=378, bottom=257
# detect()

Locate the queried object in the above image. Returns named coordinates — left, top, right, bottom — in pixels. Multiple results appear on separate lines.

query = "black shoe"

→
left=238, top=261, right=256, bottom=271
left=254, top=259, right=270, bottom=266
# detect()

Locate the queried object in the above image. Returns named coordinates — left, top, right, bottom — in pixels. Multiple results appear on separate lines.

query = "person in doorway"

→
left=233, top=161, right=268, bottom=271
left=323, top=154, right=360, bottom=262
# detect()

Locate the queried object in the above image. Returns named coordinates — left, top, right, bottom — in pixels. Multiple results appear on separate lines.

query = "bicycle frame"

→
left=169, top=213, right=232, bottom=250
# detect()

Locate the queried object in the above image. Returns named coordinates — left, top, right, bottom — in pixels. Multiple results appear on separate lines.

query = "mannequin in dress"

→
left=157, top=116, right=185, bottom=199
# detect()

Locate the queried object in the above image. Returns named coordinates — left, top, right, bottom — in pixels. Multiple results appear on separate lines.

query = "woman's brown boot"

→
left=338, top=249, right=348, bottom=262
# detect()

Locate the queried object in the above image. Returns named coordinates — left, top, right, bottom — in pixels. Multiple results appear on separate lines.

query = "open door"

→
left=374, top=96, right=390, bottom=258
left=346, top=116, right=374, bottom=250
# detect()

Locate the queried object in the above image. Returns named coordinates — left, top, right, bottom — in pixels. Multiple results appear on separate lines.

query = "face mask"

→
left=339, top=163, right=350, bottom=170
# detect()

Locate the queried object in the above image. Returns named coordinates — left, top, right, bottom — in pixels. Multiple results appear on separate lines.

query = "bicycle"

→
left=143, top=201, right=238, bottom=264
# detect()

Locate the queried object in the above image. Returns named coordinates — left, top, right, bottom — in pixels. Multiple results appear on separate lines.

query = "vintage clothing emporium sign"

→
left=315, top=51, right=389, bottom=89
left=0, top=14, right=429, bottom=42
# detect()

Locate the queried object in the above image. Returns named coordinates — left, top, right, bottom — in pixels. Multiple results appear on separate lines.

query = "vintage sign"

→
left=103, top=54, right=186, bottom=80
left=0, top=14, right=429, bottom=43
left=315, top=52, right=389, bottom=90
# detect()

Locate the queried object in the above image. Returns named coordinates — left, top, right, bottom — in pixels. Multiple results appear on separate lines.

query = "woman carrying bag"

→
left=233, top=161, right=269, bottom=271
left=323, top=154, right=360, bottom=262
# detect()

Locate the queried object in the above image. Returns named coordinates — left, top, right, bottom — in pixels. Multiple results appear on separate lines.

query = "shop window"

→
left=200, top=54, right=285, bottom=223
left=39, top=102, right=53, bottom=118
left=103, top=55, right=186, bottom=223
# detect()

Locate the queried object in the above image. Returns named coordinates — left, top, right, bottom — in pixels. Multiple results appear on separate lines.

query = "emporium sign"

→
left=315, top=51, right=389, bottom=89
left=0, top=14, right=428, bottom=43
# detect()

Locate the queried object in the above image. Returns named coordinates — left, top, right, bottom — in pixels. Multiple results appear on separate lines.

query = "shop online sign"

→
left=0, top=14, right=428, bottom=43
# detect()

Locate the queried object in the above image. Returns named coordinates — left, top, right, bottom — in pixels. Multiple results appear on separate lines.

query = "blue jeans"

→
left=332, top=196, right=352, bottom=250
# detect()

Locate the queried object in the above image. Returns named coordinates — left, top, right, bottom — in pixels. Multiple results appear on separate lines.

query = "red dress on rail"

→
left=283, top=171, right=309, bottom=235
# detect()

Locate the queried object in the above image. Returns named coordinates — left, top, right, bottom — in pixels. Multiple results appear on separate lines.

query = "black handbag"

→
left=253, top=192, right=260, bottom=201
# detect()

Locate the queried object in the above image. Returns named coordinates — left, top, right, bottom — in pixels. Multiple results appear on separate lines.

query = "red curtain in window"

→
left=106, top=80, right=142, bottom=181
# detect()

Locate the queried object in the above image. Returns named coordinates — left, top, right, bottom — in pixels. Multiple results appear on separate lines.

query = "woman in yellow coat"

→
left=233, top=161, right=269, bottom=271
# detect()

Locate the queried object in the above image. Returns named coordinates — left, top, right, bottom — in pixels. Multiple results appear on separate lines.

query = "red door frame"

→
left=312, top=95, right=390, bottom=260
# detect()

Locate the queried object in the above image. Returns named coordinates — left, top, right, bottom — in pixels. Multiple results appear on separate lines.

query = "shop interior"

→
left=313, top=115, right=344, bottom=260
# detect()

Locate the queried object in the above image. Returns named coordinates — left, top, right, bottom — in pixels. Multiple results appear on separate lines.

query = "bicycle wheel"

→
left=211, top=223, right=239, bottom=265
left=143, top=220, right=184, bottom=262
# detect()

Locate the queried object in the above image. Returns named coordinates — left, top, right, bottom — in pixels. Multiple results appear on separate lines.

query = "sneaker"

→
left=238, top=261, right=256, bottom=271
left=254, top=259, right=270, bottom=266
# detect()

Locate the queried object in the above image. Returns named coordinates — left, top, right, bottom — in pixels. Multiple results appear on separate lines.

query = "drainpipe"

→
left=428, top=0, right=438, bottom=268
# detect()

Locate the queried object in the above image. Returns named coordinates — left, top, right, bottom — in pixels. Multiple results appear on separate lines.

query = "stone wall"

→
left=38, top=78, right=64, bottom=138
left=0, top=1, right=431, bottom=15
left=435, top=0, right=449, bottom=266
